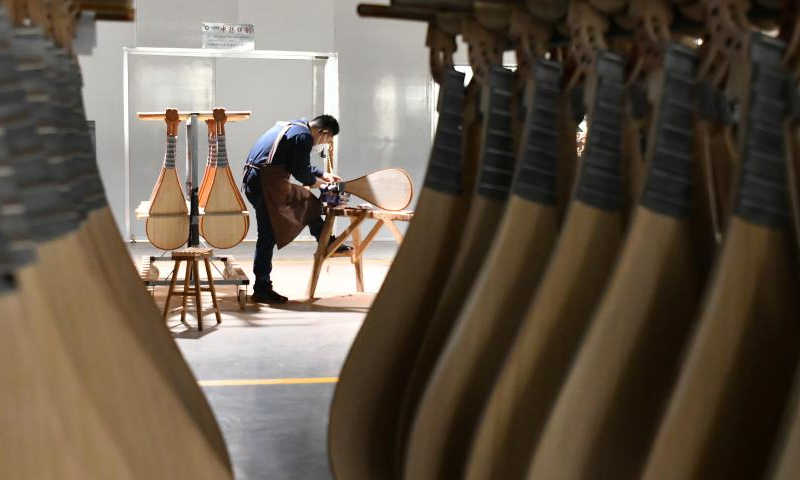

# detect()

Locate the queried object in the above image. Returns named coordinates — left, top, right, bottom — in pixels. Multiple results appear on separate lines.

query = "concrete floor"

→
left=130, top=240, right=398, bottom=480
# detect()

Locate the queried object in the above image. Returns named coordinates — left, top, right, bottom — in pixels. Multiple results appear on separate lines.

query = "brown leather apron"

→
left=258, top=122, right=322, bottom=249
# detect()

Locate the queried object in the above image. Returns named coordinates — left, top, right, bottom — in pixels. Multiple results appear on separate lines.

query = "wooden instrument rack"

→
left=135, top=110, right=252, bottom=309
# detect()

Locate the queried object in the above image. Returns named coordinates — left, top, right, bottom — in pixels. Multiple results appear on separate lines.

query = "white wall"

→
left=333, top=0, right=431, bottom=189
left=77, top=21, right=135, bottom=232
left=77, top=0, right=438, bottom=240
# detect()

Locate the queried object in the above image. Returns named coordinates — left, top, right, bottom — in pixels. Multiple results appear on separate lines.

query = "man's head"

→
left=309, top=114, right=340, bottom=146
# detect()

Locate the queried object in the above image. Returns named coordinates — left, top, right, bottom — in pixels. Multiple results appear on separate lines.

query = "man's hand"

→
left=313, top=177, right=326, bottom=189
left=322, top=172, right=342, bottom=183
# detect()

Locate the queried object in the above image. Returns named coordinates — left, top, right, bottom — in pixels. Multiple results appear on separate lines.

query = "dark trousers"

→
left=244, top=171, right=324, bottom=294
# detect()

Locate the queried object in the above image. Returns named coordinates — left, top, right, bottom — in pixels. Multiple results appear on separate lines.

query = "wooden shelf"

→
left=135, top=201, right=248, bottom=219
left=136, top=111, right=251, bottom=122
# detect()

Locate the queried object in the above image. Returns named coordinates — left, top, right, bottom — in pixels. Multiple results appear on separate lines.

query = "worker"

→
left=243, top=114, right=349, bottom=305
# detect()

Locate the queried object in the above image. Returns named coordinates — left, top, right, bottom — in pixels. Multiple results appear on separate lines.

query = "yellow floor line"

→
left=271, top=260, right=393, bottom=265
left=198, top=377, right=339, bottom=387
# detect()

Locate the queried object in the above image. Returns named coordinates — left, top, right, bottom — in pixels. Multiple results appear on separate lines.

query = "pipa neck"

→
left=475, top=65, right=516, bottom=201
left=512, top=58, right=562, bottom=205
left=216, top=133, right=228, bottom=168
left=733, top=33, right=791, bottom=228
left=639, top=43, right=698, bottom=218
left=424, top=68, right=466, bottom=195
left=573, top=51, right=626, bottom=212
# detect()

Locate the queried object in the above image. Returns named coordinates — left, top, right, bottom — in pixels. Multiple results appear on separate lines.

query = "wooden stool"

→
left=163, top=247, right=222, bottom=331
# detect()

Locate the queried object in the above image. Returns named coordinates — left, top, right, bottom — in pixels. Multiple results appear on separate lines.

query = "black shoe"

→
left=335, top=243, right=353, bottom=254
left=251, top=289, right=288, bottom=305
left=327, top=235, right=354, bottom=254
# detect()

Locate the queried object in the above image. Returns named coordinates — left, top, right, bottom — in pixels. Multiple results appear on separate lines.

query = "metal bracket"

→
left=186, top=113, right=200, bottom=247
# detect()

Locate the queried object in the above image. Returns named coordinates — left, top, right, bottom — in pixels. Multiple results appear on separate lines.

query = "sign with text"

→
left=202, top=23, right=254, bottom=50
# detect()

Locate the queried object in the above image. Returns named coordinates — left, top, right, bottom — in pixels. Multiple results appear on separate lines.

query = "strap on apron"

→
left=242, top=121, right=309, bottom=188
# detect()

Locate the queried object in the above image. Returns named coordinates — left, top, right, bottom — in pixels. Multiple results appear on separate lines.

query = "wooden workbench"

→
left=307, top=206, right=414, bottom=298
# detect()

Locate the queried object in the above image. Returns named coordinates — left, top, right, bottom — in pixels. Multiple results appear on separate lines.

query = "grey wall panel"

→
left=126, top=54, right=214, bottom=239
left=237, top=0, right=335, bottom=52
left=333, top=0, right=433, bottom=236
left=136, top=0, right=334, bottom=51
left=214, top=57, right=315, bottom=241
left=77, top=21, right=135, bottom=233
left=135, top=0, right=238, bottom=48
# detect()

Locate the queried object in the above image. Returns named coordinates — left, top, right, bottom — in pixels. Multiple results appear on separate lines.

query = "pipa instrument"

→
left=0, top=5, right=232, bottom=476
left=328, top=66, right=475, bottom=479
left=199, top=108, right=249, bottom=249
left=400, top=57, right=565, bottom=480
left=63, top=42, right=231, bottom=479
left=51, top=39, right=230, bottom=470
left=766, top=7, right=800, bottom=478
left=326, top=168, right=414, bottom=211
left=516, top=2, right=759, bottom=475
left=402, top=63, right=521, bottom=480
left=0, top=36, right=133, bottom=475
left=639, top=33, right=800, bottom=480
left=459, top=43, right=630, bottom=480
left=55, top=57, right=231, bottom=468
left=524, top=41, right=716, bottom=480
left=329, top=16, right=500, bottom=479
left=145, top=108, right=189, bottom=250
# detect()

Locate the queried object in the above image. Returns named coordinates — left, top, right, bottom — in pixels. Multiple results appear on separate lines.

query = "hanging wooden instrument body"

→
left=767, top=10, right=800, bottom=478
left=461, top=49, right=629, bottom=480
left=0, top=16, right=232, bottom=478
left=525, top=42, right=717, bottom=480
left=146, top=108, right=188, bottom=250
left=325, top=168, right=414, bottom=211
left=0, top=26, right=132, bottom=475
left=44, top=47, right=230, bottom=467
left=402, top=65, right=520, bottom=480
left=640, top=33, right=800, bottom=480
left=199, top=108, right=249, bottom=249
left=329, top=67, right=475, bottom=480
left=401, top=60, right=564, bottom=480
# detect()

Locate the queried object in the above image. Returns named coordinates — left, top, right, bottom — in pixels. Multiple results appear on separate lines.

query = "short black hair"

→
left=310, top=114, right=340, bottom=136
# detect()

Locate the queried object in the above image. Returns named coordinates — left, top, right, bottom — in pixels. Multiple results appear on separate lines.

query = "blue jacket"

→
left=244, top=118, right=323, bottom=187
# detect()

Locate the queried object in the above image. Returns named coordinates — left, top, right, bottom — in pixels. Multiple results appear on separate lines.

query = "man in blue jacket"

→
left=243, top=114, right=348, bottom=304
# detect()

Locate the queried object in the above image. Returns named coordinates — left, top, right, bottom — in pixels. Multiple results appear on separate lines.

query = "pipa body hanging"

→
left=199, top=108, right=250, bottom=249
left=146, top=108, right=188, bottom=250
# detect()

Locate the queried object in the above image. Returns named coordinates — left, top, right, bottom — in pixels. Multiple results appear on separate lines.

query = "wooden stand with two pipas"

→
left=136, top=108, right=251, bottom=308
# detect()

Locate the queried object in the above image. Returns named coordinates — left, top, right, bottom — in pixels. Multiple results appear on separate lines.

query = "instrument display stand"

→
left=135, top=110, right=253, bottom=309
